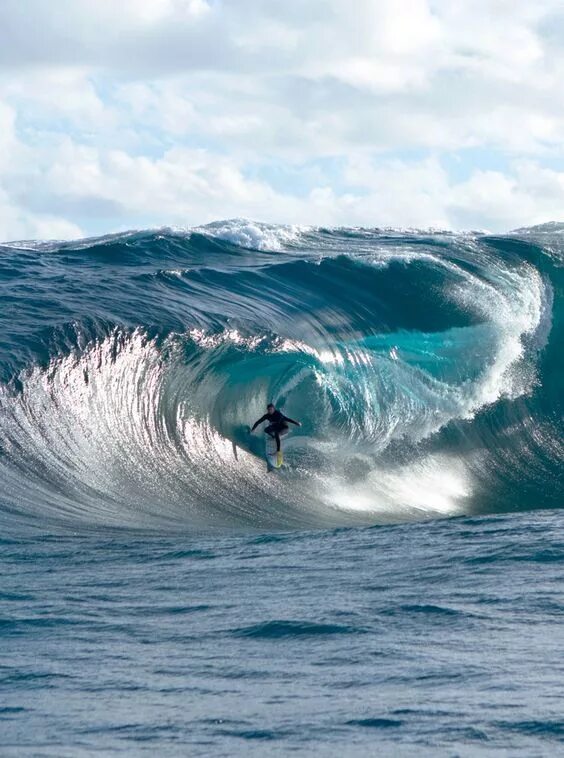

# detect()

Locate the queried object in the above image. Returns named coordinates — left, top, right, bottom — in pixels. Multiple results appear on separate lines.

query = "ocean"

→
left=1, top=220, right=563, bottom=755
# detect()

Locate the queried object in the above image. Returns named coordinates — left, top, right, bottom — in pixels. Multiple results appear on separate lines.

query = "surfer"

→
left=250, top=403, right=301, bottom=452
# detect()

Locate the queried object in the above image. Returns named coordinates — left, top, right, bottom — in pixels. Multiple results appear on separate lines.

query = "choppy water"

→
left=2, top=512, right=564, bottom=755
left=1, top=220, right=563, bottom=754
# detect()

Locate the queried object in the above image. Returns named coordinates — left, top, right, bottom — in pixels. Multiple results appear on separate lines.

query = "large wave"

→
left=0, top=221, right=561, bottom=533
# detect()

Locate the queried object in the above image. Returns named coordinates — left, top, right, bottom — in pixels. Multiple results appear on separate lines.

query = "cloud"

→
left=0, top=0, right=563, bottom=240
left=0, top=186, right=83, bottom=240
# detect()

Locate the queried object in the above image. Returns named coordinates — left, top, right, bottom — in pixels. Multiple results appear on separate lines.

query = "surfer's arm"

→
left=251, top=414, right=268, bottom=431
left=283, top=416, right=301, bottom=427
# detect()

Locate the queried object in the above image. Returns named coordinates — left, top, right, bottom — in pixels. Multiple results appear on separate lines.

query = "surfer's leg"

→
left=265, top=423, right=275, bottom=438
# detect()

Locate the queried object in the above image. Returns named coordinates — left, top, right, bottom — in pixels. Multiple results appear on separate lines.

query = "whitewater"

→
left=1, top=220, right=563, bottom=755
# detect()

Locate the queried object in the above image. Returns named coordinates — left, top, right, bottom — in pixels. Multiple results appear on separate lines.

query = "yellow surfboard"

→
left=265, top=435, right=283, bottom=469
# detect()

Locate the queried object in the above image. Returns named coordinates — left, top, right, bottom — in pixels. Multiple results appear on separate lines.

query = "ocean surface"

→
left=1, top=220, right=563, bottom=755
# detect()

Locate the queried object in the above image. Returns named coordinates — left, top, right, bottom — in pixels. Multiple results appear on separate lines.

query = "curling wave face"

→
left=0, top=221, right=562, bottom=534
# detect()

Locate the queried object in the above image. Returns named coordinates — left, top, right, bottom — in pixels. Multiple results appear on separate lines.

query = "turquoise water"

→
left=0, top=220, right=562, bottom=754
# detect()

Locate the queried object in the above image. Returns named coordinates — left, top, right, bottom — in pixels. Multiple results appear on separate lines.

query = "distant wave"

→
left=0, top=220, right=562, bottom=534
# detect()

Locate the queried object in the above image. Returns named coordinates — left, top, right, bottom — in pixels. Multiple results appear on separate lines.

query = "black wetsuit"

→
left=251, top=410, right=300, bottom=451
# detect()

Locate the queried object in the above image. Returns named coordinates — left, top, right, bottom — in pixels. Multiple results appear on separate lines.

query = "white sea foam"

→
left=193, top=219, right=308, bottom=251
left=326, top=453, right=472, bottom=520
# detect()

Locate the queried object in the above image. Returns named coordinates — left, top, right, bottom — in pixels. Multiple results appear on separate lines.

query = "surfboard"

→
left=265, top=434, right=283, bottom=469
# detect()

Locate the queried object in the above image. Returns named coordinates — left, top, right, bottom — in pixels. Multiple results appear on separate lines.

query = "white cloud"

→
left=450, top=162, right=564, bottom=229
left=0, top=186, right=83, bottom=241
left=0, top=101, right=19, bottom=172
left=4, top=69, right=112, bottom=131
left=0, top=0, right=564, bottom=239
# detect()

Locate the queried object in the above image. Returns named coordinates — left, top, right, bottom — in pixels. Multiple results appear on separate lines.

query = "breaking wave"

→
left=0, top=220, right=561, bottom=533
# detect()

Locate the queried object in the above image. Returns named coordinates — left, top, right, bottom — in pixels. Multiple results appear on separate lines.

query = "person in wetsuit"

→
left=250, top=403, right=301, bottom=452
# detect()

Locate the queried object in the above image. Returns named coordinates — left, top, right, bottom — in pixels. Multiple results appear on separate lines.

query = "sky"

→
left=1, top=0, right=564, bottom=241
